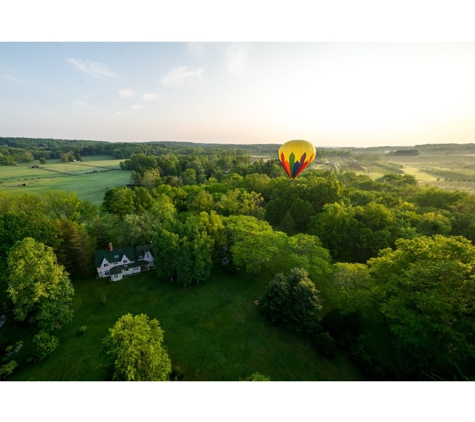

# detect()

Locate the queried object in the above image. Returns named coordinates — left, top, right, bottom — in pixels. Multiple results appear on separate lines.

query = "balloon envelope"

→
left=278, top=140, right=316, bottom=180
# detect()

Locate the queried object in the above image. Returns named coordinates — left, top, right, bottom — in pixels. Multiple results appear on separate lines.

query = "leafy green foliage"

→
left=55, top=218, right=94, bottom=276
left=102, top=313, right=172, bottom=381
left=242, top=372, right=271, bottom=381
left=7, top=238, right=74, bottom=332
left=321, top=309, right=363, bottom=349
left=313, top=332, right=337, bottom=359
left=368, top=235, right=475, bottom=373
left=31, top=331, right=60, bottom=362
left=43, top=190, right=98, bottom=223
left=331, top=263, right=373, bottom=315
left=260, top=268, right=323, bottom=334
left=0, top=360, right=18, bottom=379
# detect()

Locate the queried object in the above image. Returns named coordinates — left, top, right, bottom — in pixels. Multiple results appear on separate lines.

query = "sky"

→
left=2, top=42, right=475, bottom=147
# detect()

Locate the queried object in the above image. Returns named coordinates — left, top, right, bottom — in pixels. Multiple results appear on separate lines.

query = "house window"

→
left=104, top=270, right=110, bottom=276
left=139, top=255, right=143, bottom=259
left=123, top=259, right=127, bottom=263
left=104, top=263, right=109, bottom=267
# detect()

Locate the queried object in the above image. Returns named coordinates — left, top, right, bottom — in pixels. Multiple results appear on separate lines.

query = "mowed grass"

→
left=7, top=268, right=363, bottom=381
left=0, top=156, right=130, bottom=205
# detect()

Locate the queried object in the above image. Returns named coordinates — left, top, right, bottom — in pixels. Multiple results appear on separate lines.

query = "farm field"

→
left=314, top=152, right=475, bottom=194
left=0, top=156, right=131, bottom=205
left=4, top=268, right=364, bottom=381
left=388, top=154, right=475, bottom=193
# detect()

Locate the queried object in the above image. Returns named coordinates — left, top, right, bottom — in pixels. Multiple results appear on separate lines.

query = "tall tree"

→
left=55, top=218, right=94, bottom=276
left=7, top=237, right=74, bottom=332
left=368, top=235, right=475, bottom=374
left=260, top=268, right=323, bottom=334
left=43, top=190, right=97, bottom=223
left=102, top=313, right=172, bottom=381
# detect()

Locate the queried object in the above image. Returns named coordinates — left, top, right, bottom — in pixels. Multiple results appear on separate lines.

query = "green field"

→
left=0, top=156, right=131, bottom=205
left=4, top=268, right=364, bottom=381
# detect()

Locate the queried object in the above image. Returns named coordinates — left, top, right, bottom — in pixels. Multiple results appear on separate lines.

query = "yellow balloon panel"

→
left=278, top=140, right=316, bottom=179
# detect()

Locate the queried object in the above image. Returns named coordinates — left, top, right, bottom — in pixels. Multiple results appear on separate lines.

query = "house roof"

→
left=136, top=259, right=152, bottom=266
left=135, top=244, right=154, bottom=257
left=94, top=246, right=135, bottom=268
left=109, top=266, right=125, bottom=275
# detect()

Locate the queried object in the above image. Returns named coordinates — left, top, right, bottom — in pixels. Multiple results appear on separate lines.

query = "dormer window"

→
left=139, top=255, right=143, bottom=259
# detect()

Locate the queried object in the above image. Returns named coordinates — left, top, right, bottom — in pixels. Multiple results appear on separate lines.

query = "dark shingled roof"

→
left=94, top=246, right=135, bottom=269
left=135, top=244, right=154, bottom=258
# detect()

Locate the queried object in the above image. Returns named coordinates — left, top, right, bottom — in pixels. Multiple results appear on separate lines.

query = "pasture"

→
left=0, top=156, right=131, bottom=205
left=4, top=268, right=364, bottom=381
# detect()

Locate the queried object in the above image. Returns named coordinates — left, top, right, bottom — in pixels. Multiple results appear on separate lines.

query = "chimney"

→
left=109, top=243, right=113, bottom=252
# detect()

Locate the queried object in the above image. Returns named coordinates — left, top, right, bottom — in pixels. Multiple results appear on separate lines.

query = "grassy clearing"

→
left=6, top=268, right=363, bottom=381
left=250, top=155, right=271, bottom=162
left=0, top=157, right=130, bottom=205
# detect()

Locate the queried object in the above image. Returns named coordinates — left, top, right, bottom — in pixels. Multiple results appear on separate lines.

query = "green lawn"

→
left=0, top=157, right=131, bottom=205
left=5, top=268, right=364, bottom=381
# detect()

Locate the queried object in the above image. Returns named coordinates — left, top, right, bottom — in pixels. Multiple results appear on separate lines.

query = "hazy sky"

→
left=1, top=42, right=475, bottom=147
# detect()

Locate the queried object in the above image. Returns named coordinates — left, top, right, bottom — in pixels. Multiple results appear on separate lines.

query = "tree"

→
left=7, top=238, right=74, bottom=332
left=279, top=234, right=333, bottom=288
left=102, top=313, right=172, bottom=381
left=141, top=169, right=161, bottom=193
left=368, top=235, right=475, bottom=374
left=410, top=187, right=468, bottom=211
left=154, top=215, right=217, bottom=286
left=260, top=268, right=323, bottom=334
left=189, top=190, right=214, bottom=213
left=43, top=190, right=97, bottom=223
left=133, top=187, right=154, bottom=214
left=55, top=218, right=94, bottom=276
left=308, top=202, right=360, bottom=259
left=181, top=168, right=197, bottom=185
left=30, top=330, right=60, bottom=362
left=102, top=187, right=136, bottom=218
left=231, top=231, right=288, bottom=274
left=331, top=263, right=373, bottom=315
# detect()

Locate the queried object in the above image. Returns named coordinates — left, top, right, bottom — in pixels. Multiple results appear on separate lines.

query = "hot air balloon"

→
left=278, top=140, right=316, bottom=180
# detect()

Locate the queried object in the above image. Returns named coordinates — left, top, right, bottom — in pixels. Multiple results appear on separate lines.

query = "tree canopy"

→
left=102, top=313, right=172, bottom=381
left=368, top=235, right=475, bottom=373
left=7, top=237, right=75, bottom=332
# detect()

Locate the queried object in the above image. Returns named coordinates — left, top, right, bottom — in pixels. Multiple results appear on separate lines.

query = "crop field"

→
left=4, top=268, right=365, bottom=381
left=0, top=156, right=131, bottom=205
left=387, top=154, right=475, bottom=193
left=314, top=152, right=475, bottom=194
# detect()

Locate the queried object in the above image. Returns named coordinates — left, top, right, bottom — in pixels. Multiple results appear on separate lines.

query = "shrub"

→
left=349, top=339, right=390, bottom=381
left=100, top=293, right=107, bottom=304
left=242, top=372, right=271, bottom=381
left=170, top=366, right=184, bottom=381
left=314, top=331, right=337, bottom=359
left=5, top=345, right=13, bottom=352
left=78, top=326, right=87, bottom=335
left=321, top=309, right=362, bottom=349
left=0, top=360, right=18, bottom=379
left=30, top=331, right=59, bottom=362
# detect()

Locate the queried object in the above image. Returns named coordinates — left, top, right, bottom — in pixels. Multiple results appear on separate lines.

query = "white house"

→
left=95, top=243, right=154, bottom=282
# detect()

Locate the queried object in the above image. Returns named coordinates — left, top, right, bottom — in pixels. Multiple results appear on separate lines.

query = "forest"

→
left=1, top=137, right=475, bottom=381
